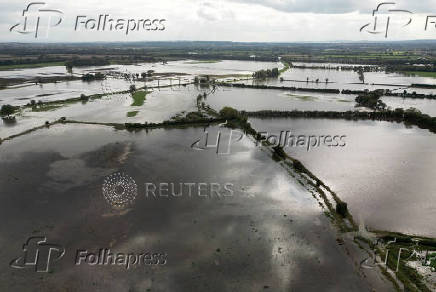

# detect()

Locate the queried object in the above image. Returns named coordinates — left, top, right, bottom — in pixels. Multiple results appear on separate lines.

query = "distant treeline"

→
left=386, top=64, right=436, bottom=73
left=242, top=109, right=436, bottom=133
left=81, top=72, right=106, bottom=81
left=216, top=85, right=436, bottom=100
left=66, top=58, right=110, bottom=68
left=341, top=89, right=436, bottom=99
left=124, top=117, right=227, bottom=130
left=292, top=64, right=381, bottom=72
left=0, top=56, right=65, bottom=66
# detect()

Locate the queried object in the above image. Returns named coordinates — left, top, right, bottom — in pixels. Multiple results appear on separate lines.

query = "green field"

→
left=401, top=71, right=436, bottom=78
left=131, top=91, right=150, bottom=106
left=0, top=62, right=65, bottom=70
left=127, top=111, right=139, bottom=117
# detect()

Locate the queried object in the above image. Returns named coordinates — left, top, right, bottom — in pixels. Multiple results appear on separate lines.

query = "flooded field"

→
left=0, top=60, right=278, bottom=106
left=0, top=124, right=383, bottom=291
left=1, top=58, right=435, bottom=290
left=249, top=117, right=436, bottom=237
left=240, top=65, right=436, bottom=95
left=207, top=87, right=357, bottom=112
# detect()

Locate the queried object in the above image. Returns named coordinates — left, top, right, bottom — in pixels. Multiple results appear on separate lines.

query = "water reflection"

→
left=250, top=117, right=436, bottom=237
left=0, top=124, right=374, bottom=291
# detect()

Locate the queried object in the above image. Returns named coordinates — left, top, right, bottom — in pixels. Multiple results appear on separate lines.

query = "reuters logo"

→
left=102, top=172, right=138, bottom=209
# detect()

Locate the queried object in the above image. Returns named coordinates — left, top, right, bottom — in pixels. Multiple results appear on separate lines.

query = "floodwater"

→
left=0, top=59, right=434, bottom=290
left=207, top=86, right=357, bottom=112
left=240, top=66, right=436, bottom=95
left=249, top=117, right=436, bottom=238
left=381, top=96, right=436, bottom=116
left=0, top=124, right=381, bottom=291
left=0, top=86, right=201, bottom=138
left=0, top=60, right=279, bottom=106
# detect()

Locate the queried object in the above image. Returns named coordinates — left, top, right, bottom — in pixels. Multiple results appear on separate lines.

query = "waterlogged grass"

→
left=131, top=91, right=150, bottom=106
left=31, top=104, right=63, bottom=112
left=286, top=93, right=317, bottom=101
left=279, top=62, right=290, bottom=74
left=401, top=71, right=436, bottom=78
left=0, top=62, right=65, bottom=70
left=127, top=111, right=139, bottom=117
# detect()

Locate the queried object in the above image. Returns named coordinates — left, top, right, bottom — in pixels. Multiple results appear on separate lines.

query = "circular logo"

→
left=102, top=172, right=138, bottom=208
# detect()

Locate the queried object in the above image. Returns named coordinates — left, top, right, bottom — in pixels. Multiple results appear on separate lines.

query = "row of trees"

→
left=242, top=108, right=436, bottom=134
left=65, top=57, right=110, bottom=69
left=0, top=104, right=16, bottom=116
left=219, top=82, right=340, bottom=93
left=252, top=68, right=279, bottom=79
left=355, top=90, right=386, bottom=110
left=81, top=72, right=105, bottom=81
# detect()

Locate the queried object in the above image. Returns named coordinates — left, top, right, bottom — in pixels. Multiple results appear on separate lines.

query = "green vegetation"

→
left=219, top=106, right=240, bottom=119
left=242, top=108, right=436, bottom=134
left=355, top=90, right=386, bottom=110
left=336, top=202, right=348, bottom=218
left=65, top=57, right=110, bottom=68
left=80, top=94, right=89, bottom=102
left=127, top=111, right=139, bottom=117
left=81, top=72, right=105, bottom=81
left=131, top=90, right=149, bottom=106
left=401, top=71, right=436, bottom=78
left=253, top=68, right=279, bottom=79
left=0, top=62, right=65, bottom=70
left=219, top=82, right=341, bottom=94
left=0, top=104, right=17, bottom=116
left=31, top=104, right=63, bottom=112
left=279, top=62, right=290, bottom=74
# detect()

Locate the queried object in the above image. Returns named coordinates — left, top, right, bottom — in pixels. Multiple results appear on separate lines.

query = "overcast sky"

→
left=1, top=0, right=436, bottom=42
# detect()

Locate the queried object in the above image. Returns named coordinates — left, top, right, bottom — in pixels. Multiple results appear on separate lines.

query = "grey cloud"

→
left=222, top=0, right=436, bottom=14
left=197, top=2, right=235, bottom=21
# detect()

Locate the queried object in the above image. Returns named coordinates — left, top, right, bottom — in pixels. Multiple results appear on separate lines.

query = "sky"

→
left=1, top=0, right=436, bottom=42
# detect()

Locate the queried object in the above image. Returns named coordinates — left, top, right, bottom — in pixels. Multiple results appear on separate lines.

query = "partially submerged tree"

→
left=0, top=104, right=16, bottom=116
